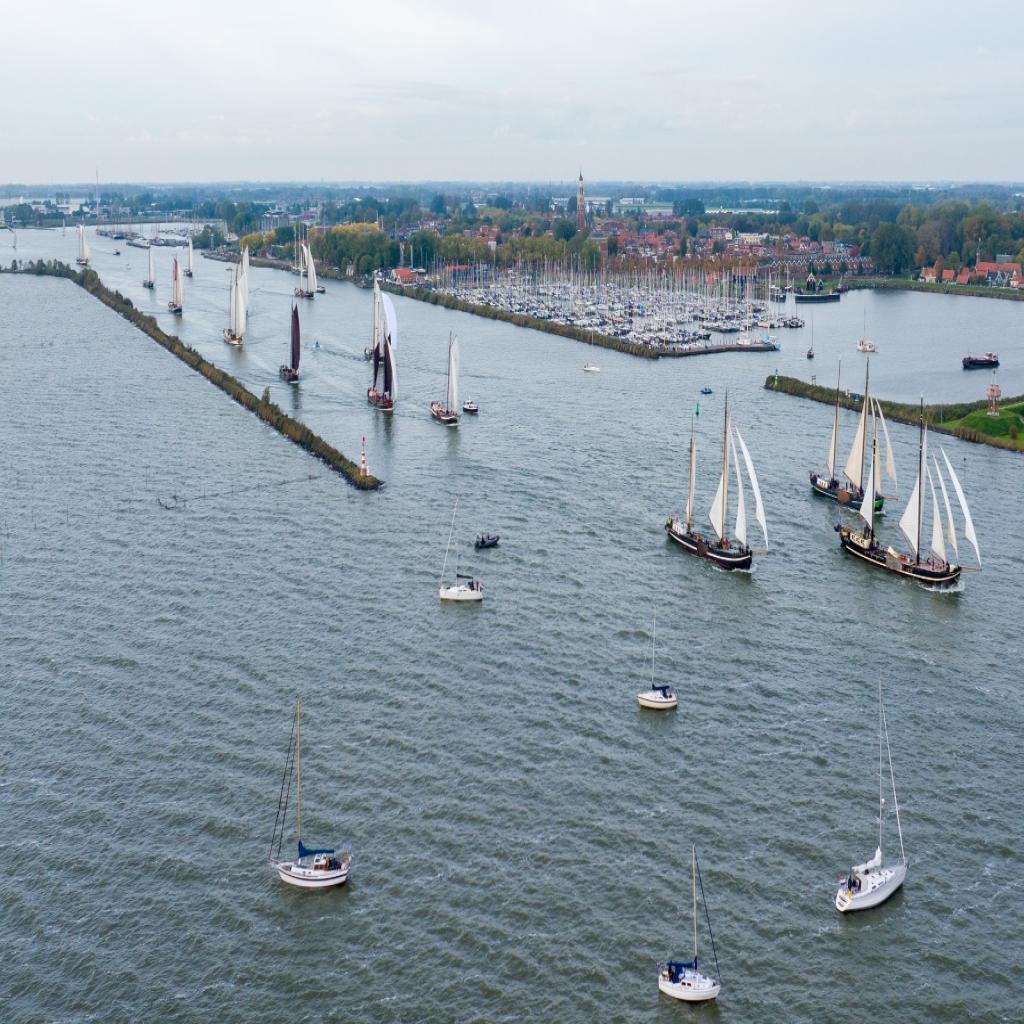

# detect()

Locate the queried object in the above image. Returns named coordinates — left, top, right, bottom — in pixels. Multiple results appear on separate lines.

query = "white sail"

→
left=241, top=246, right=250, bottom=305
left=874, top=400, right=897, bottom=486
left=77, top=225, right=90, bottom=261
left=734, top=427, right=768, bottom=548
left=685, top=432, right=697, bottom=530
left=826, top=417, right=837, bottom=478
left=186, top=237, right=193, bottom=273
left=381, top=292, right=399, bottom=400
left=228, top=268, right=237, bottom=334
left=843, top=400, right=868, bottom=489
left=304, top=243, right=317, bottom=293
left=730, top=433, right=747, bottom=547
left=447, top=334, right=460, bottom=412
left=933, top=456, right=959, bottom=563
left=147, top=246, right=155, bottom=284
left=940, top=448, right=981, bottom=565
left=898, top=427, right=926, bottom=558
left=236, top=269, right=247, bottom=338
left=708, top=471, right=725, bottom=541
left=925, top=464, right=946, bottom=564
left=859, top=444, right=876, bottom=533
left=171, top=257, right=184, bottom=307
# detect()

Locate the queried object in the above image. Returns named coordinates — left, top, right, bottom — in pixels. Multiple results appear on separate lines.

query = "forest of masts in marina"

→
left=429, top=263, right=804, bottom=352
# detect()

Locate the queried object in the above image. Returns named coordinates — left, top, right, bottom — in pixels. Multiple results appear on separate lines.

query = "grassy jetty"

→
left=4, top=260, right=381, bottom=489
left=842, top=277, right=1024, bottom=302
left=764, top=373, right=1024, bottom=452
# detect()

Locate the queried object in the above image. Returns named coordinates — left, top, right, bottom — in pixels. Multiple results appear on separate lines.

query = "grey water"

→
left=0, top=229, right=1021, bottom=1023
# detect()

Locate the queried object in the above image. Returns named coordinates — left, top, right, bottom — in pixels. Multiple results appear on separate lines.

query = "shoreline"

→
left=2, top=260, right=382, bottom=489
left=764, top=373, right=1024, bottom=453
left=842, top=277, right=1024, bottom=302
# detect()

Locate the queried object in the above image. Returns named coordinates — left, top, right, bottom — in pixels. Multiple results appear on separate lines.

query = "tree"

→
left=870, top=223, right=916, bottom=275
left=553, top=219, right=576, bottom=242
left=430, top=193, right=446, bottom=216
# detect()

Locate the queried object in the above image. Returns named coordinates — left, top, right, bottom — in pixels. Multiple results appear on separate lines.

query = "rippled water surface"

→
left=1, top=231, right=1022, bottom=1024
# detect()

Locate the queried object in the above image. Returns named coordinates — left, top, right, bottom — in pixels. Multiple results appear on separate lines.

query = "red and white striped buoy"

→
left=360, top=435, right=368, bottom=477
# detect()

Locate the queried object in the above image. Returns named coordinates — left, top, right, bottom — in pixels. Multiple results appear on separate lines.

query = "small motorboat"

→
left=806, top=347, right=815, bottom=359
left=637, top=684, right=677, bottom=710
left=463, top=400, right=479, bottom=414
left=314, top=340, right=321, bottom=351
left=700, top=386, right=713, bottom=395
left=475, top=534, right=499, bottom=550
left=583, top=363, right=601, bottom=372
left=113, top=248, right=121, bottom=256
left=857, top=339, right=878, bottom=353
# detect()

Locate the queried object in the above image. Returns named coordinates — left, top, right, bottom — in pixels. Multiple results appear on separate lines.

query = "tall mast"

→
left=685, top=414, right=696, bottom=533
left=878, top=681, right=884, bottom=854
left=860, top=360, right=870, bottom=495
left=916, top=398, right=925, bottom=567
left=720, top=393, right=730, bottom=543
left=882, top=695, right=906, bottom=863
left=692, top=845, right=698, bottom=961
left=295, top=699, right=302, bottom=844
left=831, top=360, right=842, bottom=479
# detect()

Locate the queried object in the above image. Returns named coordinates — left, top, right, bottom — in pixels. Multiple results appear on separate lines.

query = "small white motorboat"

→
left=583, top=363, right=601, bottom=372
left=637, top=685, right=677, bottom=710
left=835, top=682, right=907, bottom=913
left=857, top=339, right=878, bottom=353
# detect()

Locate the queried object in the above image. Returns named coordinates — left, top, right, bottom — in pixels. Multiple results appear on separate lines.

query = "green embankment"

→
left=842, top=277, right=1024, bottom=301
left=764, top=373, right=1024, bottom=452
left=3, top=260, right=382, bottom=489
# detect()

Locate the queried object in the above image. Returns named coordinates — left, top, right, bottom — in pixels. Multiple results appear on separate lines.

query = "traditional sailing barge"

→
left=279, top=304, right=301, bottom=383
left=665, top=395, right=768, bottom=571
left=367, top=278, right=398, bottom=411
left=430, top=332, right=461, bottom=425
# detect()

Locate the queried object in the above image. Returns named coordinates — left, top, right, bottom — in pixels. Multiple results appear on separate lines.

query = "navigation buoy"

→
left=360, top=435, right=369, bottom=477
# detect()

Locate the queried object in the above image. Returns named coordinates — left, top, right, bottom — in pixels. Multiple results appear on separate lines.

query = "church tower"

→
left=576, top=170, right=586, bottom=232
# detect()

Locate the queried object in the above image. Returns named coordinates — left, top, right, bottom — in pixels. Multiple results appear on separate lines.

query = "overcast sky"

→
left=3, top=0, right=1022, bottom=184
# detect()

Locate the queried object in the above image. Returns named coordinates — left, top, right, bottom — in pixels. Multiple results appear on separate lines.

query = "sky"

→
left=3, top=0, right=1022, bottom=185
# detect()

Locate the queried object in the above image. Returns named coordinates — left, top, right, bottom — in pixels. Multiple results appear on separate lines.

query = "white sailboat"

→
left=836, top=683, right=906, bottom=912
left=431, top=332, right=461, bottom=425
left=269, top=699, right=352, bottom=890
left=167, top=255, right=184, bottom=315
left=223, top=262, right=247, bottom=345
left=658, top=846, right=721, bottom=1002
left=636, top=614, right=677, bottom=710
left=439, top=499, right=483, bottom=602
left=142, top=244, right=155, bottom=289
left=184, top=236, right=194, bottom=277
left=856, top=310, right=877, bottom=352
left=75, top=224, right=90, bottom=266
left=295, top=242, right=317, bottom=298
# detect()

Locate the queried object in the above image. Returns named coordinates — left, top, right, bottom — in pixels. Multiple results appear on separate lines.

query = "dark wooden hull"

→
left=279, top=366, right=299, bottom=383
left=294, top=289, right=314, bottom=299
left=665, top=519, right=752, bottom=571
left=810, top=473, right=883, bottom=512
left=962, top=356, right=998, bottom=369
left=835, top=525, right=960, bottom=587
left=367, top=389, right=393, bottom=412
left=430, top=402, right=459, bottom=425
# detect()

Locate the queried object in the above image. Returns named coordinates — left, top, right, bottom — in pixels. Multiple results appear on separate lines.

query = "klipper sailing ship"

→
left=294, top=242, right=318, bottom=299
left=269, top=699, right=352, bottom=889
left=75, top=224, right=90, bottom=266
left=431, top=332, right=461, bottom=425
left=367, top=278, right=398, bottom=411
left=810, top=359, right=895, bottom=512
left=835, top=400, right=981, bottom=587
left=279, top=303, right=301, bottom=383
left=167, top=255, right=184, bottom=316
left=665, top=396, right=768, bottom=571
left=223, top=259, right=247, bottom=346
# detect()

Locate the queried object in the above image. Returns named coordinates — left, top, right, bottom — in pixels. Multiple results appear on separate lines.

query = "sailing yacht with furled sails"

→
left=167, top=255, right=184, bottom=315
left=835, top=400, right=981, bottom=587
left=810, top=359, right=894, bottom=511
left=431, top=332, right=461, bottom=425
left=665, top=396, right=768, bottom=571
left=367, top=278, right=398, bottom=411
left=269, top=699, right=352, bottom=889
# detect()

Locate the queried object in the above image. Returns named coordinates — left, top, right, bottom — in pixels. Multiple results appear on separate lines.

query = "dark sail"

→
left=382, top=338, right=393, bottom=395
left=372, top=348, right=382, bottom=390
left=291, top=305, right=301, bottom=371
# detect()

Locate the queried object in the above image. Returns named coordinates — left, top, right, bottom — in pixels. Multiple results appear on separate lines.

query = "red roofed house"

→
left=974, top=261, right=1023, bottom=287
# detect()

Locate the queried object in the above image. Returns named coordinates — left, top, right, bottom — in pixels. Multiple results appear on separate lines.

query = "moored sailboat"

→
left=75, top=224, right=90, bottom=266
left=665, top=398, right=768, bottom=571
left=658, top=846, right=721, bottom=1002
left=223, top=261, right=247, bottom=346
left=636, top=615, right=677, bottom=710
left=269, top=699, right=352, bottom=889
left=280, top=303, right=301, bottom=383
left=142, top=245, right=155, bottom=289
left=835, top=401, right=981, bottom=587
left=367, top=279, right=398, bottom=411
left=836, top=683, right=906, bottom=912
left=167, top=255, right=184, bottom=315
left=431, top=332, right=461, bottom=425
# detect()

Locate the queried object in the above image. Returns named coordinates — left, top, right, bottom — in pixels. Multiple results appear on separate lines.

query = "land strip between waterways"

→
left=764, top=373, right=1024, bottom=453
left=843, top=277, right=1024, bottom=302
left=2, top=261, right=382, bottom=490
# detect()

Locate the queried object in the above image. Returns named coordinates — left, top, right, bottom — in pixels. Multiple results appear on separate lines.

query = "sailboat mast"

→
left=685, top=415, right=695, bottom=533
left=831, top=360, right=842, bottom=478
left=720, top=394, right=730, bottom=542
left=916, top=398, right=925, bottom=567
left=878, top=682, right=884, bottom=854
left=295, top=699, right=302, bottom=844
left=882, top=697, right=906, bottom=863
left=692, top=845, right=698, bottom=961
left=440, top=499, right=458, bottom=587
left=860, top=360, right=870, bottom=495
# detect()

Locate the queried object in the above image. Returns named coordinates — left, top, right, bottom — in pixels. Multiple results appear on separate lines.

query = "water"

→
left=1, top=230, right=1022, bottom=1023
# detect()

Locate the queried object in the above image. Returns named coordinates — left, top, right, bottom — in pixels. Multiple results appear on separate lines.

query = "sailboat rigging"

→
left=665, top=395, right=768, bottom=571
left=431, top=332, right=461, bottom=425
left=269, top=699, right=352, bottom=889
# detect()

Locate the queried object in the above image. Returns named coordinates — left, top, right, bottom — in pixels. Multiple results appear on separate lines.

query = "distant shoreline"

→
left=842, top=277, right=1024, bottom=302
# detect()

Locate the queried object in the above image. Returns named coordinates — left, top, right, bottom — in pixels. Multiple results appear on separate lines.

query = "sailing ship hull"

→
left=835, top=862, right=906, bottom=912
left=143, top=281, right=154, bottom=289
left=665, top=519, right=752, bottom=571
left=810, top=474, right=883, bottom=512
left=962, top=355, right=998, bottom=369
left=835, top=526, right=961, bottom=587
left=294, top=289, right=314, bottom=299
left=637, top=691, right=677, bottom=710
left=273, top=860, right=350, bottom=889
left=795, top=291, right=840, bottom=303
left=439, top=585, right=483, bottom=602
left=658, top=974, right=720, bottom=1002
left=430, top=402, right=459, bottom=425
left=168, top=304, right=182, bottom=316
left=279, top=366, right=299, bottom=383
left=367, top=389, right=394, bottom=412
left=223, top=329, right=243, bottom=346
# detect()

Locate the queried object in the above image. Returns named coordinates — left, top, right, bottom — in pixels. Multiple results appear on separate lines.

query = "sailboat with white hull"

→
left=665, top=397, right=768, bottom=571
left=279, top=304, right=301, bottom=383
left=269, top=699, right=352, bottom=889
left=431, top=332, right=461, bottom=425
left=142, top=245, right=155, bottom=289
left=636, top=615, right=677, bottom=710
left=810, top=359, right=893, bottom=511
left=835, top=399, right=981, bottom=587
left=167, top=255, right=184, bottom=315
left=367, top=279, right=398, bottom=411
left=836, top=683, right=906, bottom=912
left=75, top=224, right=90, bottom=266
left=658, top=846, right=721, bottom=1003
left=439, top=499, right=483, bottom=602
left=223, top=259, right=247, bottom=346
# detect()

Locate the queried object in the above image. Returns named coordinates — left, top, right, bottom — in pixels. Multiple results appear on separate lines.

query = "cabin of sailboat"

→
left=223, top=258, right=247, bottom=346
left=367, top=280, right=398, bottom=411
left=665, top=396, right=768, bottom=571
left=167, top=255, right=184, bottom=315
left=835, top=400, right=980, bottom=587
left=280, top=304, right=301, bottom=383
left=269, top=699, right=352, bottom=889
left=431, top=332, right=461, bottom=425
